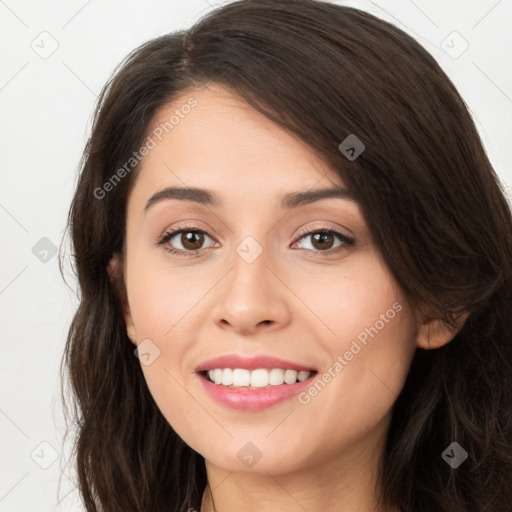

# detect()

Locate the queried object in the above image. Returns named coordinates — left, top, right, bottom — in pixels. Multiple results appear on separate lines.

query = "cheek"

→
left=294, top=250, right=405, bottom=349
left=124, top=253, right=212, bottom=436
left=294, top=255, right=417, bottom=439
left=124, top=247, right=199, bottom=342
left=288, top=306, right=417, bottom=471
left=125, top=271, right=201, bottom=447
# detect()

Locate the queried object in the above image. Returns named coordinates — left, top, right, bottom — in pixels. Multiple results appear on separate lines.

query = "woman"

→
left=60, top=0, right=512, bottom=511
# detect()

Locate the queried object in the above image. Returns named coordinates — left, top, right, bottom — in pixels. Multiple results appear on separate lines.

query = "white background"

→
left=0, top=0, right=511, bottom=510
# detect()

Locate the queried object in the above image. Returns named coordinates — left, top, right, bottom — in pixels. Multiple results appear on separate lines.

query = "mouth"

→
left=195, top=355, right=319, bottom=411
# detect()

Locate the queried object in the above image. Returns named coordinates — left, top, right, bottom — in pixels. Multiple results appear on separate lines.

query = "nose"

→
left=215, top=245, right=291, bottom=336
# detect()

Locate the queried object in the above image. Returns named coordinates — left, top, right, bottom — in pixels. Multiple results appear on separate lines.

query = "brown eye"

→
left=157, top=227, right=215, bottom=256
left=180, top=231, right=205, bottom=251
left=309, top=232, right=335, bottom=251
left=293, top=228, right=354, bottom=255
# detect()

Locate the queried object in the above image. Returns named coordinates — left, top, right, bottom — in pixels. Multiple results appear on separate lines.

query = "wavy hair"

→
left=60, top=1, right=512, bottom=510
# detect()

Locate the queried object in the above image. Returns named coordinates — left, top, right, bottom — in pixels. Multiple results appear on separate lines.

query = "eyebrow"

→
left=144, top=185, right=357, bottom=212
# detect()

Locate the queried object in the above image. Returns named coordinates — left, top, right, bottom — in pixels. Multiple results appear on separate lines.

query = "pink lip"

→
left=195, top=354, right=317, bottom=411
left=195, top=354, right=316, bottom=373
left=197, top=372, right=317, bottom=411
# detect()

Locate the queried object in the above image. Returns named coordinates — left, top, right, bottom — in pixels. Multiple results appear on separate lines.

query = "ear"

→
left=107, top=253, right=137, bottom=346
left=416, top=310, right=470, bottom=350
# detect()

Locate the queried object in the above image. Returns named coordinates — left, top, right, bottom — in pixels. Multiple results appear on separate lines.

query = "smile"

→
left=195, top=354, right=318, bottom=410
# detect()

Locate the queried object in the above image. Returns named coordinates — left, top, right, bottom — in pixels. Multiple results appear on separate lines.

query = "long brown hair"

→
left=60, top=1, right=512, bottom=510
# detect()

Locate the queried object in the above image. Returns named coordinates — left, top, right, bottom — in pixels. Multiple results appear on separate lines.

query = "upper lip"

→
left=195, top=355, right=317, bottom=373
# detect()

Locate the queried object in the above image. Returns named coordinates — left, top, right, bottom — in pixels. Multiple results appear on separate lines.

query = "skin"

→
left=110, top=84, right=467, bottom=512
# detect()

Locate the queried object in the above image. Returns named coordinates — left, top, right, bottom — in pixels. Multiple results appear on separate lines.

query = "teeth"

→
left=213, top=368, right=222, bottom=384
left=250, top=369, right=269, bottom=388
left=297, top=371, right=310, bottom=382
left=284, top=370, right=297, bottom=384
left=233, top=369, right=251, bottom=387
left=269, top=368, right=285, bottom=385
left=221, top=368, right=233, bottom=386
left=205, top=368, right=313, bottom=387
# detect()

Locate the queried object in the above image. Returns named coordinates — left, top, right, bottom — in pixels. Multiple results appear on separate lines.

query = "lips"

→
left=194, top=354, right=318, bottom=411
left=195, top=354, right=317, bottom=373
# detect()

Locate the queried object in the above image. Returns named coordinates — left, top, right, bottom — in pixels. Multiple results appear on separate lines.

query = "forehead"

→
left=128, top=84, right=346, bottom=212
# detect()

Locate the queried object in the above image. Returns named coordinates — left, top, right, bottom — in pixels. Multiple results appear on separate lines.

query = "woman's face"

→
left=119, top=84, right=420, bottom=475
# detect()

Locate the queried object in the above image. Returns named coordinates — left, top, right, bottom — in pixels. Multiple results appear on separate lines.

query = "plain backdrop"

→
left=1, top=0, right=511, bottom=510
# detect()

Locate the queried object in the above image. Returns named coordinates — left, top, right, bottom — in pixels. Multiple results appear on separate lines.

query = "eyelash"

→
left=156, top=223, right=355, bottom=258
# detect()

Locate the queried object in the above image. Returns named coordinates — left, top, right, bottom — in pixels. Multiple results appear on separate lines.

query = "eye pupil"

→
left=312, top=232, right=334, bottom=250
left=182, top=231, right=204, bottom=250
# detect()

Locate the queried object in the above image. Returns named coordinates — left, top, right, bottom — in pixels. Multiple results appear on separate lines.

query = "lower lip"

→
left=197, top=372, right=317, bottom=411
